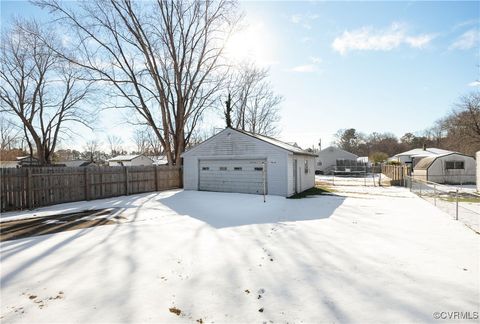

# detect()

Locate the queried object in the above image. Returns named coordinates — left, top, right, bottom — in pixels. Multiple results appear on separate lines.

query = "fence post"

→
left=27, top=168, right=33, bottom=209
left=124, top=167, right=129, bottom=195
left=154, top=166, right=159, bottom=191
left=84, top=168, right=90, bottom=201
left=455, top=189, right=459, bottom=221
left=378, top=166, right=382, bottom=187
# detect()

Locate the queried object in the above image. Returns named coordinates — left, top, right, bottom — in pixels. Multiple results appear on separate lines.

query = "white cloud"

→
left=289, top=64, right=318, bottom=73
left=332, top=23, right=435, bottom=55
left=405, top=34, right=436, bottom=48
left=300, top=36, right=312, bottom=43
left=309, top=56, right=322, bottom=64
left=289, top=13, right=319, bottom=29
left=290, top=14, right=302, bottom=24
left=468, top=81, right=480, bottom=87
left=450, top=29, right=480, bottom=50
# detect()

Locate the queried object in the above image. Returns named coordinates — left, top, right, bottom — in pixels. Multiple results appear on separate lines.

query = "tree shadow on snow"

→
left=158, top=190, right=346, bottom=229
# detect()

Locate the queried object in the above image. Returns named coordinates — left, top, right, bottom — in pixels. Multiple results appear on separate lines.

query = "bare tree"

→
left=0, top=19, right=94, bottom=165
left=132, top=127, right=164, bottom=155
left=107, top=135, right=124, bottom=157
left=226, top=63, right=282, bottom=136
left=132, top=129, right=149, bottom=155
left=0, top=116, right=22, bottom=151
left=35, top=0, right=240, bottom=165
left=441, top=91, right=480, bottom=155
left=83, top=138, right=100, bottom=162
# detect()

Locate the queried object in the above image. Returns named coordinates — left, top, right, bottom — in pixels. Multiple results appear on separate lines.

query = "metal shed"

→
left=181, top=128, right=317, bottom=197
left=413, top=153, right=476, bottom=184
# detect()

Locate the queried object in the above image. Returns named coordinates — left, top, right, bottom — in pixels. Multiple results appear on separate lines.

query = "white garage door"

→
left=199, top=159, right=266, bottom=194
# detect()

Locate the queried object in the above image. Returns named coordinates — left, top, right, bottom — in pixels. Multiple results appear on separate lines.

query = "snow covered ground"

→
left=1, top=184, right=479, bottom=323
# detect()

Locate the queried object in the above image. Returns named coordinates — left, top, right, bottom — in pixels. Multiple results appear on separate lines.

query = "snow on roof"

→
left=235, top=129, right=317, bottom=156
left=54, top=160, right=93, bottom=167
left=151, top=156, right=168, bottom=165
left=108, top=154, right=143, bottom=162
left=319, top=146, right=358, bottom=157
left=393, top=147, right=454, bottom=158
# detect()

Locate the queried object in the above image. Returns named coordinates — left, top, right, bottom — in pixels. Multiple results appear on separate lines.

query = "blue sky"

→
left=1, top=1, right=479, bottom=151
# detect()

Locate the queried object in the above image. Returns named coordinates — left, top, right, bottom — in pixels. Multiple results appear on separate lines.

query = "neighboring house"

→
left=151, top=155, right=168, bottom=166
left=54, top=160, right=97, bottom=167
left=390, top=146, right=453, bottom=168
left=181, top=127, right=317, bottom=197
left=108, top=154, right=153, bottom=166
left=16, top=156, right=40, bottom=167
left=315, top=146, right=358, bottom=174
left=413, top=153, right=476, bottom=184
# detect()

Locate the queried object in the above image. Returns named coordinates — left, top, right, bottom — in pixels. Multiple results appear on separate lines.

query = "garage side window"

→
left=254, top=167, right=263, bottom=171
left=304, top=160, right=309, bottom=174
left=202, top=167, right=209, bottom=171
left=234, top=167, right=242, bottom=171
left=445, top=161, right=464, bottom=170
left=219, top=167, right=227, bottom=171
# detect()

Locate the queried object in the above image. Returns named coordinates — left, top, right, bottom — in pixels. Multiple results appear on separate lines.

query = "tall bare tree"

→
left=83, top=138, right=101, bottom=162
left=35, top=0, right=240, bottom=165
left=107, top=135, right=124, bottom=157
left=226, top=63, right=282, bottom=136
left=0, top=19, right=94, bottom=165
left=441, top=91, right=480, bottom=155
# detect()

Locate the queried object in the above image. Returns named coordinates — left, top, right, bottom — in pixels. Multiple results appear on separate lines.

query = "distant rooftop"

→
left=108, top=154, right=144, bottom=162
left=393, top=147, right=454, bottom=158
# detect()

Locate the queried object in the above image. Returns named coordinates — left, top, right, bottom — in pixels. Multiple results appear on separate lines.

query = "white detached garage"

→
left=182, top=128, right=317, bottom=197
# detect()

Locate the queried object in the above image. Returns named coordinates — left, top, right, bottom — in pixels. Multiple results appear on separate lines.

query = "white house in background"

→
left=151, top=155, right=168, bottom=166
left=54, top=160, right=97, bottom=167
left=315, top=146, right=358, bottom=174
left=413, top=153, right=476, bottom=184
left=390, top=146, right=453, bottom=168
left=108, top=154, right=153, bottom=166
left=181, top=127, right=317, bottom=197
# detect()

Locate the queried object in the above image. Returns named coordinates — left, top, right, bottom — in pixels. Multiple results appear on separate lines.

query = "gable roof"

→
left=108, top=154, right=151, bottom=162
left=393, top=147, right=454, bottom=159
left=182, top=127, right=317, bottom=157
left=318, top=146, right=358, bottom=157
left=54, top=160, right=95, bottom=167
left=234, top=129, right=317, bottom=156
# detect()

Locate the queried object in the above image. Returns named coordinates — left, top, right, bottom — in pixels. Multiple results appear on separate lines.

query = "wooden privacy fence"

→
left=381, top=165, right=410, bottom=185
left=1, top=165, right=182, bottom=212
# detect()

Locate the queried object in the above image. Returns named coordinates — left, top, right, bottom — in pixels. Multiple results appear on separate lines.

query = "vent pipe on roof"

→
left=423, top=143, right=427, bottom=151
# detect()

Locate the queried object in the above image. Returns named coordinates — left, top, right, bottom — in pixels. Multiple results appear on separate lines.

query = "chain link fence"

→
left=404, top=176, right=479, bottom=233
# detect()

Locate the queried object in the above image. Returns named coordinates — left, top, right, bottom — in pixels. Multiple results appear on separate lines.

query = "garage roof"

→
left=182, top=127, right=318, bottom=157
left=235, top=129, right=317, bottom=156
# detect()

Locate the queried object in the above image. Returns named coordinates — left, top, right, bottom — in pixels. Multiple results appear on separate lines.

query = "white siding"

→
left=316, top=146, right=358, bottom=173
left=426, top=154, right=476, bottom=184
left=287, top=154, right=315, bottom=195
left=183, top=129, right=290, bottom=196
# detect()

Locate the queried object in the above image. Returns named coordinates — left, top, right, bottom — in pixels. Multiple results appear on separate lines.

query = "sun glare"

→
left=225, top=22, right=276, bottom=66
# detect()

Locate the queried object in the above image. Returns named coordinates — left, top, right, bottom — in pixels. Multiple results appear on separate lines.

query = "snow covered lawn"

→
left=1, top=185, right=478, bottom=323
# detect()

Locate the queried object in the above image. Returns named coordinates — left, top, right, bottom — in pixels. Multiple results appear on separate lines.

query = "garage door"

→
left=199, top=159, right=266, bottom=194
